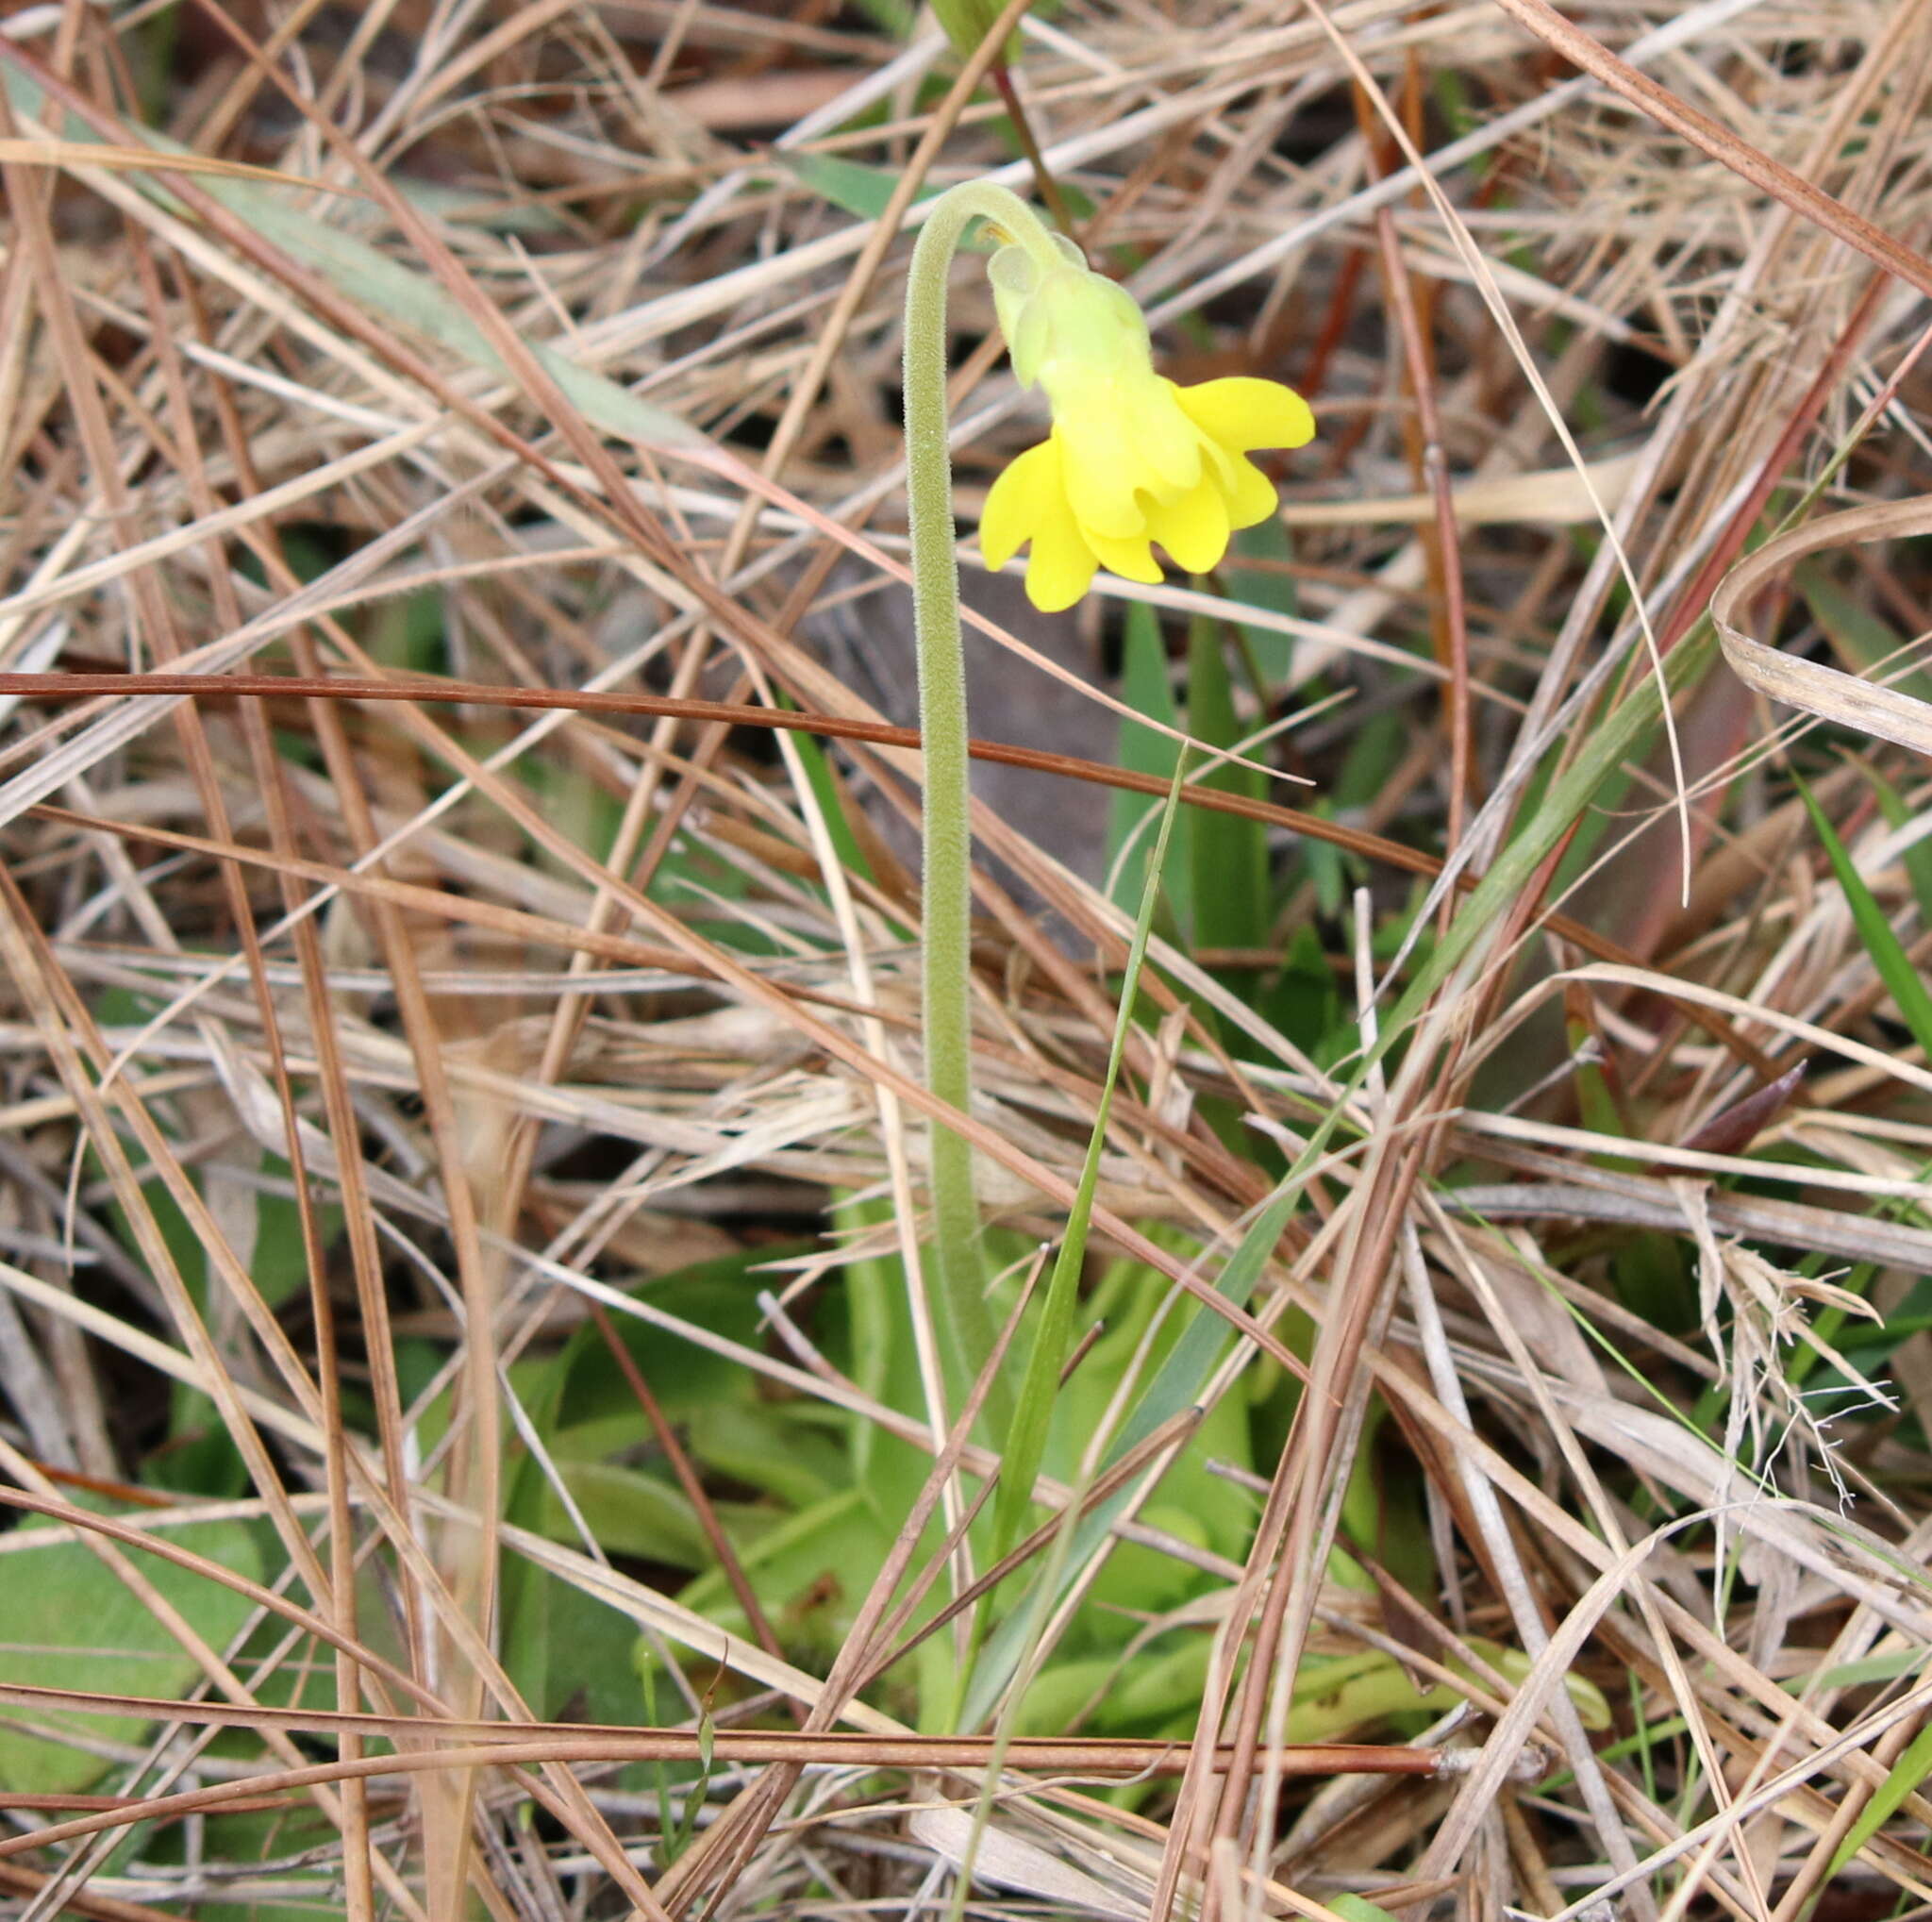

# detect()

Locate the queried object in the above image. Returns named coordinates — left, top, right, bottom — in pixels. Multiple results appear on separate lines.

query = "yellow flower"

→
left=979, top=240, right=1315, bottom=612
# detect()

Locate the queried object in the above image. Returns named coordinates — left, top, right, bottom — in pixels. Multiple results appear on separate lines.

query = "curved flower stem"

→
left=902, top=182, right=1062, bottom=1417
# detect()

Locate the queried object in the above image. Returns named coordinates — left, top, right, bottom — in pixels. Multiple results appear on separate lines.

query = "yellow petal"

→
left=1131, top=380, right=1208, bottom=496
left=1026, top=516, right=1099, bottom=611
left=1084, top=526, right=1164, bottom=584
left=982, top=438, right=1097, bottom=610
left=1142, top=473, right=1231, bottom=574
left=1053, top=375, right=1207, bottom=532
left=981, top=439, right=1061, bottom=570
left=1224, top=453, right=1278, bottom=530
left=1054, top=387, right=1158, bottom=538
left=1175, top=376, right=1315, bottom=455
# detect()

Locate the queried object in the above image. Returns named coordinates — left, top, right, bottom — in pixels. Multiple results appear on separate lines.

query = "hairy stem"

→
left=901, top=182, right=1062, bottom=1417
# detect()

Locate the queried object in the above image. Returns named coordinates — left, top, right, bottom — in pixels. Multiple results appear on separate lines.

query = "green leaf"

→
left=85, top=991, right=252, bottom=1496
left=1859, top=761, right=1932, bottom=932
left=1829, top=1712, right=1932, bottom=1879
left=396, top=179, right=567, bottom=235
left=249, top=1151, right=340, bottom=1312
left=1186, top=618, right=1269, bottom=955
left=782, top=704, right=878, bottom=888
left=1225, top=518, right=1301, bottom=679
left=538, top=1462, right=712, bottom=1568
left=674, top=1490, right=888, bottom=1661
left=547, top=1246, right=806, bottom=1435
left=522, top=1575, right=650, bottom=1726
left=1108, top=602, right=1190, bottom=914
left=686, top=1403, right=844, bottom=1510
left=1049, top=1251, right=1256, bottom=1571
left=1257, top=923, right=1341, bottom=1058
left=191, top=1804, right=341, bottom=1922
left=1330, top=1897, right=1404, bottom=1922
left=780, top=153, right=942, bottom=224
left=991, top=751, right=1190, bottom=1564
left=0, top=1508, right=263, bottom=1793
left=965, top=1177, right=1301, bottom=1727
left=1795, top=771, right=1932, bottom=1060
left=926, top=0, right=1022, bottom=66
left=500, top=1244, right=804, bottom=1713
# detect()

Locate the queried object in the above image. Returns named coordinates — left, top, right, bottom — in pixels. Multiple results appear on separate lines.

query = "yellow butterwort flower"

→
left=980, top=238, right=1315, bottom=612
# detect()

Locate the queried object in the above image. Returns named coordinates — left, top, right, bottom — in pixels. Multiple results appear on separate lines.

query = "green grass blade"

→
left=1186, top=617, right=1268, bottom=956
left=1859, top=761, right=1932, bottom=933
left=1826, top=1712, right=1932, bottom=1880
left=990, top=749, right=1191, bottom=1563
left=1108, top=602, right=1191, bottom=913
left=1795, top=771, right=1932, bottom=1060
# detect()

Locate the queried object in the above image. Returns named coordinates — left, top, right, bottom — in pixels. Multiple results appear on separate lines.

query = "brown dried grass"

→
left=2, top=2, right=1932, bottom=1920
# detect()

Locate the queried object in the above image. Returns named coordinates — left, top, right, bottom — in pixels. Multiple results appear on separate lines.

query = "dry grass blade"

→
left=1714, top=496, right=1932, bottom=756
left=1490, top=0, right=1932, bottom=301
left=0, top=140, right=363, bottom=193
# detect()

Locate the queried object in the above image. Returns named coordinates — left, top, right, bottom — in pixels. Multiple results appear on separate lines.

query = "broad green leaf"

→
left=686, top=1403, right=845, bottom=1510
left=1082, top=1504, right=1213, bottom=1614
left=1257, top=922, right=1341, bottom=1060
left=539, top=1462, right=712, bottom=1568
left=86, top=994, right=251, bottom=1496
left=1015, top=1637, right=1607, bottom=1744
left=249, top=1151, right=340, bottom=1312
left=1049, top=1238, right=1257, bottom=1570
left=780, top=153, right=942, bottom=223
left=397, top=179, right=566, bottom=235
left=1226, top=516, right=1301, bottom=690
left=0, top=1510, right=263, bottom=1793
left=826, top=1194, right=955, bottom=1549
left=674, top=1490, right=888, bottom=1661
left=192, top=1804, right=341, bottom=1922
left=501, top=1244, right=804, bottom=1713
left=530, top=1577, right=656, bottom=1728
left=964, top=1178, right=1299, bottom=1727
left=1331, top=1897, right=1403, bottom=1922
left=547, top=1247, right=804, bottom=1432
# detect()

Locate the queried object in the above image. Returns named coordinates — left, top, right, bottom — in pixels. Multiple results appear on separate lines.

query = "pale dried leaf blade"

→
left=1714, top=496, right=1932, bottom=757
left=908, top=1805, right=1149, bottom=1921
left=0, top=139, right=361, bottom=194
left=1279, top=449, right=1644, bottom=527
